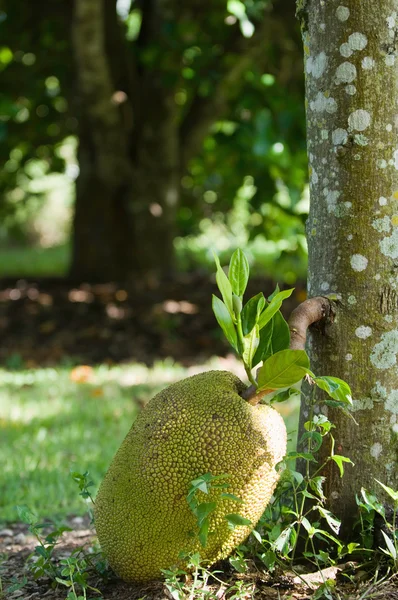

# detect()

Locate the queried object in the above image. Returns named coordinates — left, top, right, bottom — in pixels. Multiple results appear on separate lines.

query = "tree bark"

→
left=299, top=0, right=398, bottom=531
left=70, top=91, right=179, bottom=281
left=70, top=0, right=179, bottom=281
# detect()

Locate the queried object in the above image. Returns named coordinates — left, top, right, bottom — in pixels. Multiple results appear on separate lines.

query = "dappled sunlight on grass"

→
left=0, top=244, right=70, bottom=278
left=0, top=358, right=299, bottom=524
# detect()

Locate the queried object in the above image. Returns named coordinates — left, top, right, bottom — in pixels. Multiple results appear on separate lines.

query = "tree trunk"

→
left=70, top=106, right=179, bottom=282
left=70, top=129, right=133, bottom=282
left=299, top=0, right=398, bottom=531
left=69, top=0, right=179, bottom=282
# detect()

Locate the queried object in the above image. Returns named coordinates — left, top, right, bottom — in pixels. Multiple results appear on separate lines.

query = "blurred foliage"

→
left=178, top=67, right=308, bottom=280
left=0, top=1, right=75, bottom=244
left=0, top=0, right=308, bottom=277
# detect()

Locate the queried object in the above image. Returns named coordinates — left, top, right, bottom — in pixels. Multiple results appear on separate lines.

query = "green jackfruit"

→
left=94, top=370, right=287, bottom=582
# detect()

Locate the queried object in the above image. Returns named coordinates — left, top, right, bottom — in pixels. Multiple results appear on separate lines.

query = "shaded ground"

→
left=0, top=273, right=306, bottom=368
left=0, top=520, right=309, bottom=600
left=2, top=521, right=398, bottom=600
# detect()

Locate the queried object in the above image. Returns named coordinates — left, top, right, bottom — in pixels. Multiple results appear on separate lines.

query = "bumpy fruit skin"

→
left=94, top=370, right=287, bottom=582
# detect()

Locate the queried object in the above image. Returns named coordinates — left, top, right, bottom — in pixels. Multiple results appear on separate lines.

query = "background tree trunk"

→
left=70, top=93, right=179, bottom=282
left=300, top=0, right=398, bottom=532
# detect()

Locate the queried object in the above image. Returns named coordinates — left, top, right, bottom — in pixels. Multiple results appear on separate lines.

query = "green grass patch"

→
left=0, top=359, right=299, bottom=525
left=0, top=244, right=70, bottom=278
left=0, top=237, right=306, bottom=282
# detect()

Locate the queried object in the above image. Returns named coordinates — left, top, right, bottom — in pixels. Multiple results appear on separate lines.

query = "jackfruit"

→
left=94, top=370, right=287, bottom=582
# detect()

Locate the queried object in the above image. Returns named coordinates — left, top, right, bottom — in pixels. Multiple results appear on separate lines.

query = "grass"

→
left=0, top=244, right=70, bottom=278
left=0, top=358, right=299, bottom=525
left=0, top=236, right=307, bottom=281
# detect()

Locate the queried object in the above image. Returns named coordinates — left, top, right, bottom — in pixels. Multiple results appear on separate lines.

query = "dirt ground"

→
left=0, top=274, right=306, bottom=367
left=0, top=519, right=305, bottom=600
left=2, top=520, right=398, bottom=600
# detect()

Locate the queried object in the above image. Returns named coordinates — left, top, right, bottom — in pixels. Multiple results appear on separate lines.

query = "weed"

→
left=14, top=471, right=111, bottom=599
left=357, top=480, right=398, bottom=572
left=186, top=473, right=250, bottom=548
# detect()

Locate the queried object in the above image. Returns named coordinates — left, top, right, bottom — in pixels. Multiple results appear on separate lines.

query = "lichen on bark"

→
left=299, top=0, right=398, bottom=529
left=296, top=0, right=309, bottom=34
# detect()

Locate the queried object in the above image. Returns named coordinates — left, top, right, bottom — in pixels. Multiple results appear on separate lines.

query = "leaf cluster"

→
left=186, top=473, right=251, bottom=548
left=213, top=250, right=352, bottom=408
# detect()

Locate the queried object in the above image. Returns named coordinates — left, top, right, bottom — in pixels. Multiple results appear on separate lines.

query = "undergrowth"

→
left=2, top=253, right=397, bottom=598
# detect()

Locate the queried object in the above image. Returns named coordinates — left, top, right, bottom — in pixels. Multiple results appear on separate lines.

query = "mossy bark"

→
left=300, top=0, right=398, bottom=529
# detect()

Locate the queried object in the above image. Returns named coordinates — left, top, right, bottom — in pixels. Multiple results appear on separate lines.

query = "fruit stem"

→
left=242, top=386, right=275, bottom=405
left=241, top=296, right=335, bottom=405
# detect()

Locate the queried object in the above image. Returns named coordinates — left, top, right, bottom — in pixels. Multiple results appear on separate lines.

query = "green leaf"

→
left=261, top=549, right=276, bottom=570
left=255, top=311, right=291, bottom=366
left=375, top=479, right=398, bottom=503
left=286, top=451, right=316, bottom=462
left=310, top=414, right=333, bottom=435
left=359, top=488, right=385, bottom=516
left=55, top=577, right=72, bottom=587
left=257, top=349, right=310, bottom=390
left=251, top=529, right=262, bottom=543
left=330, top=455, right=354, bottom=477
left=252, top=318, right=273, bottom=367
left=232, top=293, right=243, bottom=318
left=189, top=472, right=223, bottom=493
left=214, top=253, right=234, bottom=317
left=301, top=516, right=314, bottom=535
left=314, top=376, right=352, bottom=405
left=347, top=542, right=360, bottom=554
left=317, top=507, right=341, bottom=534
left=242, top=324, right=260, bottom=370
left=301, top=490, right=318, bottom=501
left=228, top=248, right=250, bottom=297
left=35, top=545, right=49, bottom=559
left=198, top=519, right=210, bottom=548
left=300, top=431, right=323, bottom=452
left=274, top=526, right=293, bottom=553
left=270, top=387, right=299, bottom=404
left=309, top=476, right=326, bottom=501
left=225, top=513, right=252, bottom=529
left=241, top=293, right=266, bottom=336
left=380, top=530, right=397, bottom=559
left=188, top=552, right=202, bottom=568
left=196, top=502, right=217, bottom=525
left=221, top=493, right=244, bottom=503
left=289, top=470, right=304, bottom=485
left=258, top=288, right=294, bottom=329
left=229, top=554, right=247, bottom=573
left=270, top=311, right=291, bottom=352
left=310, top=528, right=343, bottom=550
left=268, top=284, right=280, bottom=301
left=212, top=295, right=238, bottom=350
left=16, top=505, right=37, bottom=525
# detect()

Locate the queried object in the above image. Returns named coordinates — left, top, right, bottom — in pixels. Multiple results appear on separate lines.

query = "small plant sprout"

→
left=186, top=473, right=250, bottom=549
left=71, top=470, right=96, bottom=522
left=16, top=471, right=107, bottom=600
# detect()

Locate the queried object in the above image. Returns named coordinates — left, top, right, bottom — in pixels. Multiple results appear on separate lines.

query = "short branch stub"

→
left=241, top=296, right=336, bottom=404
